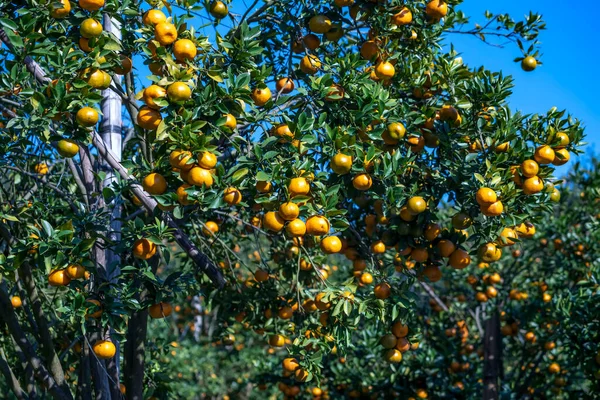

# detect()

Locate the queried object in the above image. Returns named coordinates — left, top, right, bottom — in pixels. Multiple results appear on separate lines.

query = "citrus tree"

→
left=0, top=0, right=587, bottom=399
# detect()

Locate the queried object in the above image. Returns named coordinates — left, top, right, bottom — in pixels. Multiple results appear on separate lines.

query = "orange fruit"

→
left=282, top=358, right=300, bottom=372
left=79, top=37, right=93, bottom=52
left=223, top=187, right=242, bottom=205
left=114, top=55, right=133, bottom=75
left=478, top=243, right=502, bottom=262
left=149, top=302, right=172, bottom=318
left=278, top=202, right=300, bottom=221
left=299, top=55, right=321, bottom=74
left=352, top=173, right=372, bottom=190
left=154, top=22, right=178, bottom=46
left=11, top=296, right=22, bottom=308
left=439, top=105, right=459, bottom=122
left=222, top=113, right=237, bottom=130
left=395, top=337, right=410, bottom=352
left=385, top=349, right=402, bottom=363
left=425, top=0, right=448, bottom=19
left=79, top=0, right=104, bottom=11
left=142, top=172, right=167, bottom=195
left=533, top=145, right=555, bottom=165
left=132, top=238, right=157, bottom=260
left=475, top=187, right=497, bottom=206
left=198, top=151, right=217, bottom=169
left=331, top=153, right=353, bottom=175
left=169, top=150, right=193, bottom=170
left=143, top=85, right=167, bottom=109
left=202, top=221, right=219, bottom=236
left=392, top=7, right=412, bottom=25
left=521, top=56, right=537, bottom=72
left=264, top=211, right=285, bottom=232
left=33, top=163, right=49, bottom=175
left=275, top=77, right=295, bottom=94
left=176, top=184, right=192, bottom=205
left=380, top=334, right=397, bottom=349
left=449, top=249, right=471, bottom=269
left=273, top=124, right=293, bottom=138
left=303, top=34, right=321, bottom=50
left=256, top=181, right=272, bottom=193
left=84, top=69, right=111, bottom=89
left=522, top=176, right=544, bottom=195
left=286, top=219, right=306, bottom=237
left=521, top=160, right=539, bottom=178
left=66, top=264, right=86, bottom=279
left=48, top=269, right=71, bottom=286
left=306, top=215, right=330, bottom=235
left=374, top=282, right=391, bottom=299
left=387, top=122, right=406, bottom=140
left=374, top=62, right=395, bottom=80
left=410, top=248, right=428, bottom=262
left=481, top=201, right=503, bottom=217
left=360, top=40, right=379, bottom=60
left=552, top=148, right=570, bottom=166
left=497, top=227, right=518, bottom=247
left=93, top=340, right=116, bottom=359
left=308, top=15, right=332, bottom=33
left=437, top=239, right=456, bottom=257
left=143, top=9, right=167, bottom=26
left=406, top=196, right=426, bottom=215
left=321, top=236, right=342, bottom=254
left=209, top=1, right=228, bottom=19
left=80, top=18, right=103, bottom=38
left=251, top=87, right=272, bottom=106
left=50, top=0, right=71, bottom=18
left=551, top=132, right=570, bottom=148
left=173, top=39, right=197, bottom=62
left=76, top=107, right=99, bottom=127
left=136, top=106, right=162, bottom=130
left=422, top=265, right=442, bottom=282
left=360, top=272, right=373, bottom=284
left=548, top=363, right=560, bottom=374
left=187, top=167, right=214, bottom=187
left=424, top=223, right=441, bottom=241
left=269, top=334, right=285, bottom=347
left=167, top=82, right=192, bottom=103
left=288, top=177, right=310, bottom=197
left=452, top=212, right=472, bottom=229
left=392, top=321, right=409, bottom=338
left=57, top=139, right=79, bottom=158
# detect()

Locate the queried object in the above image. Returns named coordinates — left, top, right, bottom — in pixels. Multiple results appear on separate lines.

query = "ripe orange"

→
left=326, top=24, right=344, bottom=41
left=395, top=337, right=410, bottom=352
left=360, top=40, right=379, bottom=60
left=79, top=37, right=92, bottom=52
left=154, top=22, right=178, bottom=46
left=223, top=187, right=242, bottom=205
left=113, top=55, right=133, bottom=75
left=331, top=153, right=353, bottom=175
left=299, top=55, right=321, bottom=74
left=254, top=269, right=269, bottom=282
left=278, top=202, right=300, bottom=220
left=173, top=39, right=197, bottom=62
left=282, top=358, right=300, bottom=372
left=143, top=85, right=167, bottom=109
left=202, top=221, right=219, bottom=236
left=93, top=340, right=116, bottom=359
left=149, top=302, right=172, bottom=318
left=269, top=334, right=285, bottom=347
left=424, top=223, right=441, bottom=241
left=481, top=200, right=504, bottom=217
left=136, top=106, right=162, bottom=130
left=516, top=222, right=535, bottom=238
left=176, top=184, right=192, bottom=205
left=209, top=1, right=228, bottom=19
left=198, top=151, right=217, bottom=169
left=57, top=139, right=79, bottom=158
left=11, top=296, right=22, bottom=308
left=80, top=0, right=104, bottom=11
left=308, top=15, right=332, bottom=33
left=187, top=167, right=213, bottom=187
left=48, top=269, right=71, bottom=286
left=387, top=122, right=406, bottom=140
left=167, top=82, right=192, bottom=103
left=169, top=150, right=193, bottom=170
left=375, top=62, right=395, bottom=80
left=422, top=265, right=442, bottom=282
left=286, top=219, right=306, bottom=237
left=548, top=363, right=560, bottom=374
left=302, top=34, right=320, bottom=50
left=132, top=238, right=157, bottom=260
left=275, top=77, right=295, bottom=94
left=263, top=211, right=285, bottom=232
left=521, top=56, right=537, bottom=72
left=80, top=18, right=103, bottom=38
left=352, top=173, right=372, bottom=191
left=385, top=348, right=402, bottom=363
left=449, top=249, right=471, bottom=269
left=522, top=176, right=544, bottom=195
left=66, top=264, right=86, bottom=279
left=288, top=177, right=310, bottom=197
left=425, top=0, right=448, bottom=19
left=374, top=282, right=391, bottom=299
left=437, top=239, right=456, bottom=257
left=143, top=9, right=167, bottom=26
left=478, top=243, right=502, bottom=262
left=392, top=321, right=409, bottom=338
left=410, top=247, right=428, bottom=262
left=371, top=240, right=386, bottom=254
left=392, top=7, right=412, bottom=25
left=306, top=215, right=330, bottom=235
left=360, top=272, right=373, bottom=284
left=534, top=145, right=555, bottom=165
left=294, top=368, right=309, bottom=382
left=76, top=107, right=99, bottom=127
left=251, top=87, right=272, bottom=106
left=142, top=172, right=167, bottom=195
left=84, top=69, right=111, bottom=90
left=498, top=227, right=518, bottom=247
left=439, top=105, right=459, bottom=122
left=521, top=160, right=539, bottom=178
left=552, top=148, right=570, bottom=166
left=50, top=0, right=71, bottom=18
left=406, top=196, right=426, bottom=215
left=273, top=124, right=293, bottom=138
left=475, top=187, right=497, bottom=206
left=256, top=181, right=272, bottom=193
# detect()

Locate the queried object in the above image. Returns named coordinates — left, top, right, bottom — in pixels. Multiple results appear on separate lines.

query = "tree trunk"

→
left=483, top=309, right=502, bottom=400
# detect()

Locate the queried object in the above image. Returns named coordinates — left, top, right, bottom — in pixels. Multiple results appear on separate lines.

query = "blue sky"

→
left=450, top=1, right=599, bottom=160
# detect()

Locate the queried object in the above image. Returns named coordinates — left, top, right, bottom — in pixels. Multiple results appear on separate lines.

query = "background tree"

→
left=0, top=0, right=589, bottom=399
